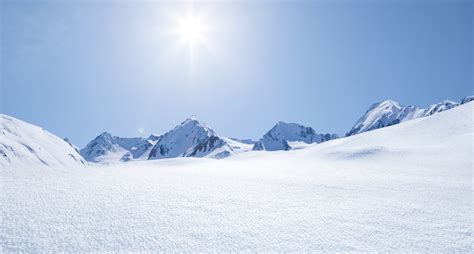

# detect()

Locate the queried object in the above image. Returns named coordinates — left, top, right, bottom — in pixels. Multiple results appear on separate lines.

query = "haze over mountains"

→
left=1, top=96, right=472, bottom=167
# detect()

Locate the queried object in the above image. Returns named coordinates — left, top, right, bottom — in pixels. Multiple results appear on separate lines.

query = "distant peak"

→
left=461, top=95, right=474, bottom=104
left=438, top=99, right=457, bottom=105
left=380, top=99, right=401, bottom=106
left=187, top=115, right=198, bottom=121
left=95, top=131, right=113, bottom=140
left=368, top=99, right=402, bottom=111
left=99, top=131, right=112, bottom=136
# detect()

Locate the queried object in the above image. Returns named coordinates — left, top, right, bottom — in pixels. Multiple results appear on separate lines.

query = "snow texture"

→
left=1, top=102, right=472, bottom=252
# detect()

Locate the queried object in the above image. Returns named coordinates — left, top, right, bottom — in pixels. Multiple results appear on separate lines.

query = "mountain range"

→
left=347, top=96, right=473, bottom=136
left=1, top=95, right=472, bottom=167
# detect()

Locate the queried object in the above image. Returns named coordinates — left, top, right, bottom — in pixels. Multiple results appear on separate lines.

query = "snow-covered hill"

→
left=148, top=117, right=236, bottom=159
left=1, top=101, right=472, bottom=252
left=253, top=121, right=338, bottom=151
left=346, top=97, right=469, bottom=136
left=0, top=114, right=86, bottom=169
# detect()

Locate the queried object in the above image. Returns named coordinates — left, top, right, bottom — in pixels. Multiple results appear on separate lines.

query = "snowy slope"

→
left=347, top=97, right=467, bottom=136
left=1, top=102, right=472, bottom=252
left=0, top=114, right=86, bottom=169
left=253, top=121, right=338, bottom=151
left=148, top=117, right=235, bottom=159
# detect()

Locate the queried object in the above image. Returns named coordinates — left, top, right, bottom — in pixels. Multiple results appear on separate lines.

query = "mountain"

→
left=148, top=117, right=236, bottom=160
left=346, top=97, right=470, bottom=136
left=79, top=132, right=159, bottom=163
left=0, top=114, right=86, bottom=169
left=229, top=138, right=256, bottom=145
left=5, top=99, right=472, bottom=252
left=252, top=121, right=338, bottom=151
left=421, top=100, right=458, bottom=117
left=81, top=117, right=253, bottom=162
left=461, top=95, right=473, bottom=104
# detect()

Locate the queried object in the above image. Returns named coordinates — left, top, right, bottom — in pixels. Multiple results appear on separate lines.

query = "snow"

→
left=1, top=102, right=472, bottom=252
left=0, top=114, right=86, bottom=169
left=147, top=118, right=235, bottom=159
left=461, top=95, right=474, bottom=104
left=79, top=132, right=156, bottom=163
left=347, top=98, right=465, bottom=136
left=253, top=121, right=337, bottom=151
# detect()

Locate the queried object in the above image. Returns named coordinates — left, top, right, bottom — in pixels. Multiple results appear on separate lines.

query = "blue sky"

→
left=1, top=0, right=472, bottom=147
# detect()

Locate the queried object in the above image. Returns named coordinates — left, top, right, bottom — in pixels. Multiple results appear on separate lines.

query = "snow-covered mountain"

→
left=4, top=98, right=472, bottom=252
left=252, top=122, right=338, bottom=151
left=461, top=95, right=473, bottom=104
left=0, top=114, right=86, bottom=169
left=148, top=117, right=236, bottom=160
left=346, top=97, right=470, bottom=136
left=79, top=132, right=159, bottom=163
left=80, top=117, right=253, bottom=162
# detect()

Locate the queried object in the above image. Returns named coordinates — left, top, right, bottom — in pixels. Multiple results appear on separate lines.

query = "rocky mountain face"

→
left=252, top=122, right=338, bottom=151
left=148, top=117, right=234, bottom=160
left=79, top=132, right=159, bottom=163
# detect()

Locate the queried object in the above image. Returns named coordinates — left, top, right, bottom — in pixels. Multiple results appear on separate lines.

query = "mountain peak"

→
left=461, top=95, right=474, bottom=104
left=148, top=118, right=230, bottom=160
left=187, top=115, right=198, bottom=121
left=253, top=122, right=338, bottom=151
left=368, top=99, right=402, bottom=112
left=97, top=131, right=113, bottom=139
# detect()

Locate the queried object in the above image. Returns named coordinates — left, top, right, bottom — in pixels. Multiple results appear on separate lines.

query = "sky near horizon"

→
left=1, top=0, right=472, bottom=147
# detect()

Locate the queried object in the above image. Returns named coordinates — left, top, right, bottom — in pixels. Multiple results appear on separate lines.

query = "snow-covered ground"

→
left=1, top=103, right=472, bottom=252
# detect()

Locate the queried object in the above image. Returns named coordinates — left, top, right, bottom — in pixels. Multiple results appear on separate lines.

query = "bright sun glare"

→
left=166, top=6, right=215, bottom=73
left=174, top=13, right=209, bottom=49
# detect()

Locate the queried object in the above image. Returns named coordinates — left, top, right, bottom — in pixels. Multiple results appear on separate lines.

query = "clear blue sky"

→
left=1, top=0, right=472, bottom=147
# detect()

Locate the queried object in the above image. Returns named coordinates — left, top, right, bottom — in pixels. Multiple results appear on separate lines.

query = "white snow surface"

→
left=1, top=102, right=473, bottom=252
left=0, top=114, right=86, bottom=169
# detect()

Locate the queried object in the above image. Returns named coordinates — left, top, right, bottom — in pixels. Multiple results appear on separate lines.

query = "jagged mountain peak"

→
left=148, top=118, right=232, bottom=160
left=367, top=99, right=403, bottom=112
left=175, top=117, right=215, bottom=134
left=422, top=100, right=459, bottom=117
left=253, top=121, right=338, bottom=151
left=461, top=95, right=473, bottom=104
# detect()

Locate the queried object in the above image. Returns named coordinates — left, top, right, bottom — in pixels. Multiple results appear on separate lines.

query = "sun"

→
left=174, top=13, right=209, bottom=48
left=164, top=6, right=215, bottom=74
